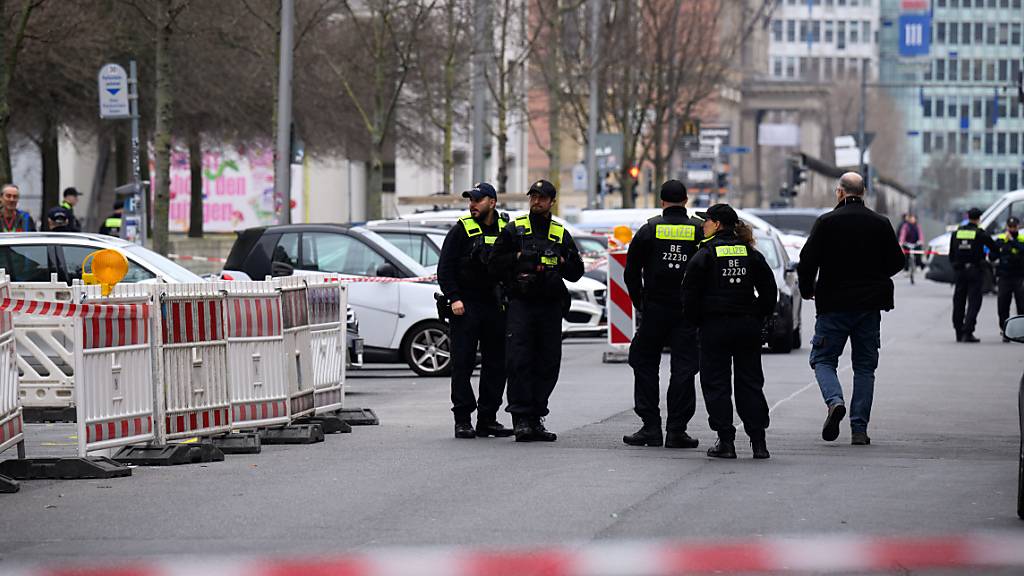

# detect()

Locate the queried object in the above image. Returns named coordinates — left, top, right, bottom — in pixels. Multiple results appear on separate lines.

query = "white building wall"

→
left=768, top=0, right=881, bottom=82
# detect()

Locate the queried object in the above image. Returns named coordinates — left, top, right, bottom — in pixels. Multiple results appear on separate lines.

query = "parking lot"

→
left=1, top=277, right=1022, bottom=565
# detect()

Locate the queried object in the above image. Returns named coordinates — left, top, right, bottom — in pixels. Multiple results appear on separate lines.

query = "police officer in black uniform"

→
left=489, top=179, right=584, bottom=442
left=950, top=207, right=997, bottom=343
left=437, top=182, right=514, bottom=439
left=992, top=216, right=1024, bottom=341
left=622, top=180, right=702, bottom=449
left=682, top=204, right=777, bottom=459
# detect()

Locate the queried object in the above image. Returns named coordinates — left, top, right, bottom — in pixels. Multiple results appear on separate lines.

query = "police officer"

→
left=57, top=187, right=82, bottom=232
left=950, top=207, right=997, bottom=343
left=992, top=216, right=1024, bottom=342
left=99, top=200, right=124, bottom=237
left=437, top=182, right=513, bottom=439
left=45, top=205, right=74, bottom=232
left=681, top=204, right=776, bottom=459
left=622, top=180, right=702, bottom=449
left=489, top=179, right=584, bottom=442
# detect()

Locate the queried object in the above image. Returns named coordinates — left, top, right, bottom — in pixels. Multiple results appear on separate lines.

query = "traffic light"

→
left=716, top=172, right=729, bottom=189
left=629, top=166, right=640, bottom=179
left=787, top=157, right=807, bottom=196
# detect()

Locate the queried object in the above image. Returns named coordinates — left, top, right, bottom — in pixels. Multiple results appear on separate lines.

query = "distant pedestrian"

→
left=0, top=184, right=35, bottom=232
left=99, top=200, right=124, bottom=237
left=949, top=207, right=997, bottom=343
left=798, top=172, right=905, bottom=446
left=55, top=187, right=82, bottom=232
left=991, top=216, right=1024, bottom=342
left=682, top=203, right=776, bottom=460
left=46, top=205, right=74, bottom=232
left=897, top=213, right=924, bottom=271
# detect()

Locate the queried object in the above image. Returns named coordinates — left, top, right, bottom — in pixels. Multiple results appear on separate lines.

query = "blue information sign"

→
left=899, top=14, right=931, bottom=57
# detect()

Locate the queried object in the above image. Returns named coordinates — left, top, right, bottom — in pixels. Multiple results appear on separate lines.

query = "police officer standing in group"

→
left=437, top=182, right=514, bottom=439
left=622, top=180, right=702, bottom=449
left=950, top=207, right=997, bottom=342
left=681, top=204, right=776, bottom=459
left=489, top=179, right=584, bottom=442
left=992, top=216, right=1024, bottom=342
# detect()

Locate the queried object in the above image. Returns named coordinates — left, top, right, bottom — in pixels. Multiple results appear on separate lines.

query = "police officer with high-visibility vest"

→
left=682, top=204, right=777, bottom=459
left=489, top=179, right=584, bottom=442
left=437, top=182, right=514, bottom=439
left=950, top=207, right=997, bottom=343
left=622, top=180, right=702, bottom=449
left=99, top=200, right=124, bottom=237
left=992, top=216, right=1024, bottom=341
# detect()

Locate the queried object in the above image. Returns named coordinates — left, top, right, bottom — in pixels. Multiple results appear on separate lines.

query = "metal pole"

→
left=275, top=0, right=295, bottom=224
left=127, top=59, right=145, bottom=246
left=585, top=0, right=601, bottom=209
left=858, top=62, right=867, bottom=184
left=471, top=0, right=489, bottom=184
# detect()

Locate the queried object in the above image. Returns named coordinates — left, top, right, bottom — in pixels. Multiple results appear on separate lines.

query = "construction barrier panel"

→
left=280, top=277, right=315, bottom=420
left=159, top=283, right=231, bottom=440
left=305, top=276, right=346, bottom=415
left=603, top=250, right=634, bottom=363
left=0, top=272, right=24, bottom=460
left=72, top=283, right=158, bottom=456
left=224, top=281, right=290, bottom=430
left=10, top=276, right=75, bottom=414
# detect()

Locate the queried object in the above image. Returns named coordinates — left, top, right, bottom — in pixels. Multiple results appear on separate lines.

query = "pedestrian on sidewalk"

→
left=682, top=203, right=776, bottom=459
left=798, top=172, right=905, bottom=446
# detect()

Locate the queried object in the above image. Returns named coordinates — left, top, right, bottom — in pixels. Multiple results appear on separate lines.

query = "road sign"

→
left=572, top=163, right=588, bottom=191
left=720, top=146, right=751, bottom=155
left=595, top=133, right=624, bottom=172
left=899, top=14, right=931, bottom=57
left=97, top=63, right=130, bottom=119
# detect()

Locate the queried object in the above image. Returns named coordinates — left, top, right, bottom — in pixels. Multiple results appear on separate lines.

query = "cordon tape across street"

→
left=4, top=532, right=1024, bottom=575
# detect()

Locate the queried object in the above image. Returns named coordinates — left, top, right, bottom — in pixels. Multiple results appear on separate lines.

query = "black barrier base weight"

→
left=210, top=433, right=261, bottom=454
left=335, top=407, right=379, bottom=426
left=23, top=406, right=77, bottom=424
left=0, top=472, right=19, bottom=493
left=0, top=457, right=131, bottom=480
left=113, top=443, right=225, bottom=466
left=258, top=424, right=324, bottom=444
left=296, top=415, right=352, bottom=434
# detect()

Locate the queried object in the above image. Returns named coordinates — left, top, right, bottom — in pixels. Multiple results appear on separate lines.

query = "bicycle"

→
left=902, top=243, right=923, bottom=284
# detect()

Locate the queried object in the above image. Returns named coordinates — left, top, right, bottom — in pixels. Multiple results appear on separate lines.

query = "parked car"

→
left=367, top=222, right=607, bottom=337
left=754, top=229, right=802, bottom=353
left=1004, top=315, right=1024, bottom=520
left=745, top=208, right=830, bottom=263
left=926, top=190, right=1024, bottom=283
left=223, top=224, right=450, bottom=376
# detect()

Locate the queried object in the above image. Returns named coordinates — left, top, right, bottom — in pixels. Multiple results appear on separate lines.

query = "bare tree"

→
left=0, top=0, right=45, bottom=186
left=921, top=152, right=970, bottom=216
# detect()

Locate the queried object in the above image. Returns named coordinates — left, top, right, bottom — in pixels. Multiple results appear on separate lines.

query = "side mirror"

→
left=1004, top=315, right=1024, bottom=343
left=375, top=262, right=400, bottom=278
left=271, top=261, right=294, bottom=277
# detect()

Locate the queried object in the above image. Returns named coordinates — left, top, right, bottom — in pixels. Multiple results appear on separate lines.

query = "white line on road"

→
left=768, top=337, right=897, bottom=415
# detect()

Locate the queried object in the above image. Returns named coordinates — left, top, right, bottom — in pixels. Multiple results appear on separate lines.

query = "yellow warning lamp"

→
left=82, top=249, right=129, bottom=296
left=613, top=225, right=633, bottom=246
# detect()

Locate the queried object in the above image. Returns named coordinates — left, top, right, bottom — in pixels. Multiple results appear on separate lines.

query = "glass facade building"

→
left=769, top=0, right=881, bottom=82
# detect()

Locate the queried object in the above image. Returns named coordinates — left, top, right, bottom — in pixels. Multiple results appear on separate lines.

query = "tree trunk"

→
left=153, top=0, right=174, bottom=255
left=367, top=146, right=384, bottom=221
left=188, top=129, right=203, bottom=238
left=440, top=1, right=456, bottom=196
left=495, top=96, right=508, bottom=194
left=547, top=100, right=561, bottom=190
left=40, top=119, right=59, bottom=218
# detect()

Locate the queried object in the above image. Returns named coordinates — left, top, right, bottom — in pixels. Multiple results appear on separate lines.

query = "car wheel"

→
left=402, top=320, right=452, bottom=377
left=791, top=324, right=802, bottom=350
left=768, top=318, right=794, bottom=354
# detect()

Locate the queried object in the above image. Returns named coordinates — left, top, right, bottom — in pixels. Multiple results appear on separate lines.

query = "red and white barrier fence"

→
left=606, top=250, right=634, bottom=348
left=9, top=278, right=76, bottom=412
left=305, top=275, right=347, bottom=415
left=280, top=276, right=315, bottom=420
left=0, top=273, right=24, bottom=463
left=6, top=532, right=1024, bottom=575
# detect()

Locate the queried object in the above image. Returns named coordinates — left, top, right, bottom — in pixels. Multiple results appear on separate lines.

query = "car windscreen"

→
left=352, top=227, right=432, bottom=278
left=123, top=245, right=204, bottom=282
left=751, top=213, right=819, bottom=236
left=754, top=235, right=781, bottom=270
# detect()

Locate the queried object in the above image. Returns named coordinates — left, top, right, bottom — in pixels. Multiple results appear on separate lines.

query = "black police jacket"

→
left=992, top=231, right=1024, bottom=277
left=437, top=213, right=505, bottom=303
left=681, top=230, right=777, bottom=326
left=624, top=206, right=703, bottom=310
left=488, top=212, right=584, bottom=302
left=798, top=196, right=905, bottom=313
left=949, top=222, right=997, bottom=269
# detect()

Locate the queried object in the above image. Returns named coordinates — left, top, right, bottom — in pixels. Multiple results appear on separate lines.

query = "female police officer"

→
left=681, top=204, right=777, bottom=459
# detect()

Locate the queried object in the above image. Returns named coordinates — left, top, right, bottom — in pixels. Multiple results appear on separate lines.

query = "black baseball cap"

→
left=527, top=179, right=557, bottom=198
left=63, top=187, right=82, bottom=197
left=1007, top=216, right=1020, bottom=226
left=697, top=203, right=739, bottom=226
left=47, top=206, right=70, bottom=222
left=660, top=180, right=687, bottom=203
left=967, top=207, right=983, bottom=220
left=462, top=182, right=497, bottom=200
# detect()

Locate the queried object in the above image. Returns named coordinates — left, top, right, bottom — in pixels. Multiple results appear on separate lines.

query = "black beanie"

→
left=660, top=180, right=687, bottom=203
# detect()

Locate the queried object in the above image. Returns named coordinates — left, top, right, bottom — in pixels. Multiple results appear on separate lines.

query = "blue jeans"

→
left=809, top=311, right=882, bottom=433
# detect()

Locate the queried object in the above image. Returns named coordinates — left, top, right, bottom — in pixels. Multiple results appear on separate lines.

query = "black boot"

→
left=513, top=416, right=533, bottom=443
left=706, top=438, right=737, bottom=459
left=751, top=437, right=770, bottom=459
left=476, top=419, right=514, bottom=438
left=530, top=418, right=557, bottom=442
left=665, top=430, right=699, bottom=449
left=454, top=422, right=476, bottom=439
left=623, top=424, right=663, bottom=447
left=961, top=332, right=980, bottom=343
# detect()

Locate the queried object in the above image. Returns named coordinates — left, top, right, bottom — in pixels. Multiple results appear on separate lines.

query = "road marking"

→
left=769, top=337, right=896, bottom=415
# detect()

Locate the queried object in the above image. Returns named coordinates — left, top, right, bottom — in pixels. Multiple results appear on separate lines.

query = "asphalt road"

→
left=2, top=277, right=1023, bottom=565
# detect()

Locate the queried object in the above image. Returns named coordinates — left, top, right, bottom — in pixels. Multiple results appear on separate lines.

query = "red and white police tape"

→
left=6, top=532, right=1024, bottom=575
left=0, top=297, right=148, bottom=318
left=167, top=253, right=228, bottom=264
